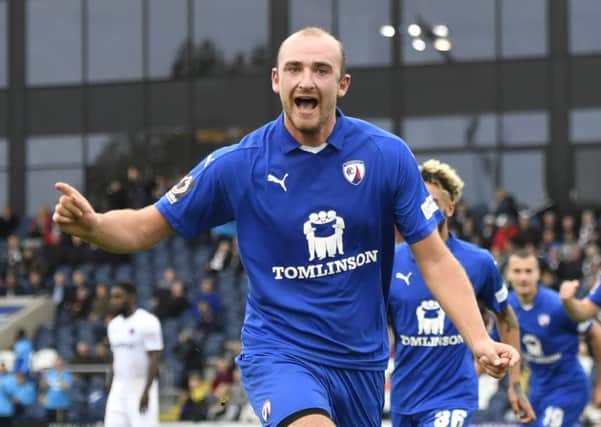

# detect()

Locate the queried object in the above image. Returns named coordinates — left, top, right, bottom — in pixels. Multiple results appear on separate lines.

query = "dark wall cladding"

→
left=403, top=63, right=496, bottom=115
left=27, top=87, right=83, bottom=134
left=149, top=80, right=190, bottom=129
left=0, top=91, right=5, bottom=136
left=87, top=84, right=144, bottom=133
left=571, top=56, right=601, bottom=107
left=193, top=74, right=271, bottom=128
left=500, top=60, right=548, bottom=110
left=339, top=68, right=392, bottom=118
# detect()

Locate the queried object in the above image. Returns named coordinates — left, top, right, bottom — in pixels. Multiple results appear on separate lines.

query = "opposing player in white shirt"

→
left=105, top=282, right=163, bottom=427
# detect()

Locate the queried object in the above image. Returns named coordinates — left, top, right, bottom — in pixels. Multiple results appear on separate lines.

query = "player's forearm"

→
left=144, top=352, right=161, bottom=393
left=418, top=251, right=489, bottom=350
left=563, top=298, right=597, bottom=322
left=84, top=207, right=170, bottom=253
left=496, top=306, right=522, bottom=384
left=588, top=323, right=601, bottom=385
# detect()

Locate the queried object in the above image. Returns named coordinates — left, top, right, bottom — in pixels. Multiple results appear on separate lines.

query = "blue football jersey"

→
left=156, top=109, right=442, bottom=370
left=508, top=287, right=591, bottom=401
left=587, top=275, right=601, bottom=307
left=389, top=234, right=508, bottom=414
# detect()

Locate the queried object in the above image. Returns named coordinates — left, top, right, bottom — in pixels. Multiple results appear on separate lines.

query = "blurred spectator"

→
left=105, top=179, right=128, bottom=210
left=25, top=270, right=47, bottom=296
left=0, top=207, right=19, bottom=240
left=490, top=214, right=517, bottom=253
left=218, top=366, right=249, bottom=421
left=89, top=283, right=111, bottom=322
left=195, top=301, right=221, bottom=337
left=211, top=357, right=233, bottom=391
left=155, top=280, right=189, bottom=320
left=540, top=268, right=559, bottom=291
left=11, top=372, right=36, bottom=420
left=150, top=176, right=169, bottom=201
left=21, top=247, right=48, bottom=279
left=173, top=329, right=205, bottom=388
left=206, top=382, right=230, bottom=420
left=41, top=356, right=72, bottom=423
left=125, top=166, right=149, bottom=209
left=559, top=213, right=577, bottom=242
left=5, top=235, right=23, bottom=274
left=493, top=188, right=518, bottom=222
left=67, top=286, right=93, bottom=320
left=179, top=373, right=211, bottom=421
left=13, top=330, right=32, bottom=376
left=93, top=343, right=111, bottom=364
left=480, top=214, right=496, bottom=249
left=0, top=362, right=14, bottom=426
left=511, top=210, right=540, bottom=249
left=50, top=271, right=69, bottom=311
left=579, top=209, right=598, bottom=247
left=193, top=277, right=221, bottom=315
left=28, top=207, right=58, bottom=247
left=1, top=271, right=26, bottom=297
left=541, top=210, right=559, bottom=235
left=207, top=240, right=233, bottom=274
left=557, top=244, right=583, bottom=281
left=73, top=342, right=94, bottom=365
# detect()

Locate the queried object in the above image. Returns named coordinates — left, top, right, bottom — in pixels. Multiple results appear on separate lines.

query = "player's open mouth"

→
left=294, top=97, right=318, bottom=111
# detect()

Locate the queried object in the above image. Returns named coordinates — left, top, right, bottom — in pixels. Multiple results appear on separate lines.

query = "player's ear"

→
left=271, top=67, right=280, bottom=94
left=337, top=73, right=351, bottom=97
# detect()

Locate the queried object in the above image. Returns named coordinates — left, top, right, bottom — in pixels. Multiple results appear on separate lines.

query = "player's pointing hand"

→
left=53, top=182, right=99, bottom=238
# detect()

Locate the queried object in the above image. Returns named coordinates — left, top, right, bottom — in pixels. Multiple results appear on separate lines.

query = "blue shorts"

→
left=392, top=408, right=475, bottom=427
left=236, top=352, right=384, bottom=427
left=526, top=389, right=589, bottom=427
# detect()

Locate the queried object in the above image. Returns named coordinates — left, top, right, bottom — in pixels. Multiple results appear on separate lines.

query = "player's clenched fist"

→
left=53, top=182, right=99, bottom=238
left=559, top=280, right=579, bottom=302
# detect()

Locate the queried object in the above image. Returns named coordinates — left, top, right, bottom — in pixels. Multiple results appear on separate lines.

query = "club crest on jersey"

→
left=538, top=313, right=550, bottom=327
left=261, top=400, right=271, bottom=422
left=166, top=175, right=195, bottom=204
left=342, top=160, right=365, bottom=185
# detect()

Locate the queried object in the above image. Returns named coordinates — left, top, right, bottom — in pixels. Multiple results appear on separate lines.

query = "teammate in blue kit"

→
left=560, top=277, right=601, bottom=322
left=389, top=159, right=535, bottom=427
left=506, top=250, right=601, bottom=426
left=52, top=27, right=518, bottom=427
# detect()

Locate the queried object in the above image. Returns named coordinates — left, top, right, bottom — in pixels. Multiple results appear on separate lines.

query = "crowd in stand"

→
left=1, top=171, right=601, bottom=423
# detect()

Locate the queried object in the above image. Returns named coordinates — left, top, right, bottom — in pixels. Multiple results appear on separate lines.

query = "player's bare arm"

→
left=560, top=280, right=600, bottom=322
left=496, top=305, right=536, bottom=423
left=410, top=230, right=519, bottom=378
left=140, top=350, right=161, bottom=414
left=53, top=182, right=173, bottom=253
left=587, top=321, right=601, bottom=407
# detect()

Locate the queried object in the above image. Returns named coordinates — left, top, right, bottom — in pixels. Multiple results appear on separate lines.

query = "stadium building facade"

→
left=1, top=0, right=600, bottom=216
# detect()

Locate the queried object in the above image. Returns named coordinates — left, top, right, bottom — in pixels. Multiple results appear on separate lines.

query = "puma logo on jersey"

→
left=267, top=173, right=288, bottom=192
left=396, top=271, right=412, bottom=285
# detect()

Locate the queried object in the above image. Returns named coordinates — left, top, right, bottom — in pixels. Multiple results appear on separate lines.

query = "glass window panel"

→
left=501, top=0, right=547, bottom=58
left=570, top=0, right=601, bottom=54
left=193, top=0, right=269, bottom=76
left=404, top=114, right=496, bottom=149
left=27, top=0, right=82, bottom=85
left=402, top=0, right=495, bottom=64
left=0, top=138, right=6, bottom=167
left=149, top=0, right=187, bottom=79
left=339, top=0, right=390, bottom=66
left=0, top=172, right=6, bottom=209
left=88, top=0, right=142, bottom=82
left=501, top=111, right=549, bottom=145
left=570, top=108, right=601, bottom=142
left=0, top=1, right=6, bottom=87
left=501, top=151, right=546, bottom=209
left=27, top=135, right=83, bottom=167
left=414, top=152, right=497, bottom=206
left=86, top=133, right=121, bottom=165
left=27, top=168, right=83, bottom=216
left=575, top=148, right=601, bottom=203
left=290, top=0, right=333, bottom=34
left=366, top=118, right=393, bottom=133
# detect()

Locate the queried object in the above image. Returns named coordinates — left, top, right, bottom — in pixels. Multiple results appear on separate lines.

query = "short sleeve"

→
left=155, top=146, right=237, bottom=239
left=143, top=315, right=164, bottom=352
left=391, top=141, right=443, bottom=244
left=587, top=280, right=601, bottom=308
left=480, top=255, right=509, bottom=314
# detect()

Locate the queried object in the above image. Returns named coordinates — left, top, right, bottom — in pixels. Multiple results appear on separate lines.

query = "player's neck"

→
left=123, top=306, right=136, bottom=318
left=517, top=289, right=537, bottom=306
left=284, top=114, right=336, bottom=148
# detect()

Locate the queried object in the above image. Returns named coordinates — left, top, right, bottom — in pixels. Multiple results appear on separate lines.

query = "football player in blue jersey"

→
left=53, top=27, right=518, bottom=427
left=506, top=250, right=601, bottom=426
left=389, top=159, right=535, bottom=427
